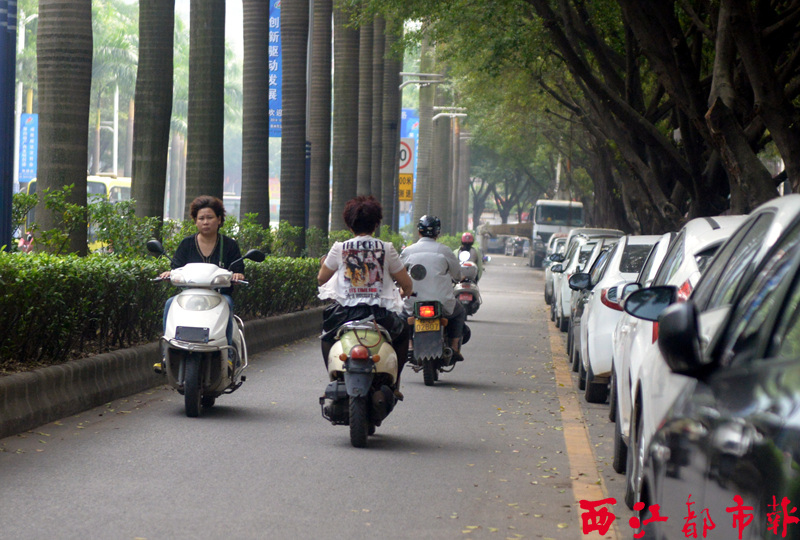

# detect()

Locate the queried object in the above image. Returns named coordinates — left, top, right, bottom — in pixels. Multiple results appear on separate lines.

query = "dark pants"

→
left=320, top=303, right=409, bottom=385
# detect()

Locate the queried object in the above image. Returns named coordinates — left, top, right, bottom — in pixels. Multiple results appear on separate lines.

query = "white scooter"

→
left=453, top=251, right=482, bottom=316
left=147, top=239, right=265, bottom=417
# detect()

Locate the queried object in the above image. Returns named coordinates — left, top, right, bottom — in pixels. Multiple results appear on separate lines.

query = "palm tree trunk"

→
left=369, top=16, right=384, bottom=200
left=125, top=99, right=134, bottom=176
left=185, top=0, right=225, bottom=216
left=240, top=0, right=270, bottom=227
left=280, top=0, right=309, bottom=248
left=92, top=108, right=101, bottom=174
left=36, top=0, right=92, bottom=255
left=356, top=18, right=373, bottom=195
left=132, top=0, right=174, bottom=220
left=308, top=0, right=332, bottom=233
left=431, top=114, right=450, bottom=223
left=330, top=6, right=359, bottom=231
left=413, top=35, right=434, bottom=224
left=380, top=21, right=401, bottom=230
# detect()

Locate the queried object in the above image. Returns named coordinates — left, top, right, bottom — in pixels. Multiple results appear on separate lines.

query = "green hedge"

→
left=0, top=253, right=321, bottom=369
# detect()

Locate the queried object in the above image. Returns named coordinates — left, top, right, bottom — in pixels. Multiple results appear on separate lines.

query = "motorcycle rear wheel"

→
left=349, top=396, right=369, bottom=448
left=422, top=360, right=436, bottom=386
left=184, top=355, right=202, bottom=418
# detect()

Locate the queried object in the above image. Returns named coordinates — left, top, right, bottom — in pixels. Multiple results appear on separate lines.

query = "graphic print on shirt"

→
left=342, top=239, right=385, bottom=298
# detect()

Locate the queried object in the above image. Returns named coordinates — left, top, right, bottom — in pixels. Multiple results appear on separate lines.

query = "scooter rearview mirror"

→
left=146, top=239, right=165, bottom=257
left=244, top=249, right=266, bottom=263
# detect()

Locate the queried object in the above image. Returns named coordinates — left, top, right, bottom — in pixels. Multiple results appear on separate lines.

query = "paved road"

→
left=0, top=255, right=632, bottom=540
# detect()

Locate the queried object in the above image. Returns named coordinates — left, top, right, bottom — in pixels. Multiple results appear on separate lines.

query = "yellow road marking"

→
left=549, top=316, right=619, bottom=539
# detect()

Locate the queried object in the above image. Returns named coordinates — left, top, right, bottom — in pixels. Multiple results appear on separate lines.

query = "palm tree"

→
left=240, top=0, right=270, bottom=227
left=185, top=0, right=226, bottom=214
left=369, top=16, right=384, bottom=200
left=413, top=35, right=434, bottom=224
left=35, top=0, right=93, bottom=255
left=279, top=0, right=309, bottom=247
left=308, top=0, right=332, bottom=233
left=356, top=18, right=373, bottom=195
left=380, top=21, right=402, bottom=230
left=330, top=6, right=358, bottom=231
left=132, top=0, right=174, bottom=220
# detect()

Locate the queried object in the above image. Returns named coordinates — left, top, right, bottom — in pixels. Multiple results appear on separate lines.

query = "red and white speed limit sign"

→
left=399, top=138, right=414, bottom=174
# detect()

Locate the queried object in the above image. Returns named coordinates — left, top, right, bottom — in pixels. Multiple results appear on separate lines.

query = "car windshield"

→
left=536, top=204, right=584, bottom=226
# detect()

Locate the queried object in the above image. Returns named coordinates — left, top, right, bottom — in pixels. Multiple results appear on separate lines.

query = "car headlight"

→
left=176, top=294, right=222, bottom=311
left=211, top=274, right=231, bottom=287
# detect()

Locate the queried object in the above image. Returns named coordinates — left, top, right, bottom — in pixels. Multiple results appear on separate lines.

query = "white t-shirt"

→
left=400, top=237, right=461, bottom=313
left=318, top=236, right=405, bottom=312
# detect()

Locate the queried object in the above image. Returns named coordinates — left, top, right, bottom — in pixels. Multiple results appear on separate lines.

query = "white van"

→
left=531, top=199, right=584, bottom=266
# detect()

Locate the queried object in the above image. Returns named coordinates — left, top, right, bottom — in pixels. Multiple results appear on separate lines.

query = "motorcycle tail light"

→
left=350, top=345, right=370, bottom=360
left=419, top=305, right=436, bottom=318
left=600, top=288, right=623, bottom=311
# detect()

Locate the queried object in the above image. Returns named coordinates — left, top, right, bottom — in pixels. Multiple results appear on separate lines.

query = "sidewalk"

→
left=0, top=306, right=325, bottom=439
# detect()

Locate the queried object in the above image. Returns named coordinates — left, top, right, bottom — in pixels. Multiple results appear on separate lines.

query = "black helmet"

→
left=418, top=215, right=441, bottom=238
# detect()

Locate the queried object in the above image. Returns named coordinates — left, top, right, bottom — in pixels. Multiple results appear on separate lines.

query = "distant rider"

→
left=455, top=232, right=483, bottom=282
left=401, top=216, right=467, bottom=362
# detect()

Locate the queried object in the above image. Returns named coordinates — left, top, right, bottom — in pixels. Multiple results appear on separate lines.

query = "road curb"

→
left=0, top=306, right=325, bottom=439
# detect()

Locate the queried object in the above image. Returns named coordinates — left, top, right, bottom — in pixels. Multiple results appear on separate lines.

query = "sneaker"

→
left=452, top=351, right=465, bottom=363
left=153, top=362, right=165, bottom=374
left=393, top=389, right=404, bottom=401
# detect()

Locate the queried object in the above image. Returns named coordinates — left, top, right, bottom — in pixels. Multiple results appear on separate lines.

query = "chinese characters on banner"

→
left=269, top=0, right=282, bottom=137
left=18, top=113, right=38, bottom=182
left=580, top=495, right=800, bottom=538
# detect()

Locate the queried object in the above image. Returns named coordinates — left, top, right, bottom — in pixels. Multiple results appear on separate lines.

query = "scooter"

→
left=320, top=318, right=399, bottom=448
left=147, top=239, right=265, bottom=417
left=453, top=252, right=482, bottom=317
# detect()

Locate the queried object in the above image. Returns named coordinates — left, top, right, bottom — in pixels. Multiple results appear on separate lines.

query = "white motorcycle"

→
left=453, top=251, right=482, bottom=316
left=147, top=239, right=265, bottom=417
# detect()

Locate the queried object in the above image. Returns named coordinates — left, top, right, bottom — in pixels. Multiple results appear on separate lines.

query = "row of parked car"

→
left=542, top=194, right=800, bottom=538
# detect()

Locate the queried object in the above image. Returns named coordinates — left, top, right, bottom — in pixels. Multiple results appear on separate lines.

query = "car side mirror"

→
left=551, top=263, right=564, bottom=273
left=623, top=286, right=677, bottom=321
left=658, top=301, right=705, bottom=375
left=619, top=282, right=641, bottom=301
left=550, top=253, right=565, bottom=263
left=569, top=272, right=591, bottom=291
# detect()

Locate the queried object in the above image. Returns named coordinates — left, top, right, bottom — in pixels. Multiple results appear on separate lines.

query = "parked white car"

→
left=551, top=229, right=624, bottom=332
left=624, top=194, right=800, bottom=510
left=614, top=215, right=746, bottom=509
left=543, top=235, right=568, bottom=304
left=573, top=235, right=659, bottom=403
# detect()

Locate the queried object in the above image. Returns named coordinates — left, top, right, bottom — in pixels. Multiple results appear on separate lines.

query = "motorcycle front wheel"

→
left=184, top=354, right=203, bottom=418
left=349, top=396, right=369, bottom=448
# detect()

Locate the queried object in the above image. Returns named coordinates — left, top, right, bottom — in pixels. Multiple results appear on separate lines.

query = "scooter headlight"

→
left=176, top=294, right=222, bottom=311
left=211, top=274, right=232, bottom=287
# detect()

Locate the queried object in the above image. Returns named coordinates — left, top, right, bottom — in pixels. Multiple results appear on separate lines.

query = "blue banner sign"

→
left=269, top=0, right=281, bottom=137
left=18, top=113, right=37, bottom=182
left=401, top=108, right=418, bottom=139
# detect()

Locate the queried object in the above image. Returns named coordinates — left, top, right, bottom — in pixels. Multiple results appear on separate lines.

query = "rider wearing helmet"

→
left=456, top=232, right=483, bottom=281
left=400, top=216, right=467, bottom=362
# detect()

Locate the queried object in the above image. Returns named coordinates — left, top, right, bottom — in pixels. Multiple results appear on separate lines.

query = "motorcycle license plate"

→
left=458, top=293, right=472, bottom=301
left=415, top=319, right=440, bottom=332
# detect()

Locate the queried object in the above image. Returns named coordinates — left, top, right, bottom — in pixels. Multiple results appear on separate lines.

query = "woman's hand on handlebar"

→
left=159, top=270, right=171, bottom=280
left=232, top=273, right=245, bottom=283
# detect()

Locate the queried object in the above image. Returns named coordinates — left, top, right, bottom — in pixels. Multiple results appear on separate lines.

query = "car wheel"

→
left=578, top=358, right=587, bottom=390
left=608, top=368, right=617, bottom=423
left=550, top=301, right=556, bottom=321
left=625, top=405, right=643, bottom=509
left=584, top=364, right=608, bottom=404
left=571, top=342, right=580, bottom=372
left=544, top=286, right=552, bottom=305
left=567, top=324, right=573, bottom=357
left=613, top=400, right=627, bottom=474
left=559, top=313, right=568, bottom=332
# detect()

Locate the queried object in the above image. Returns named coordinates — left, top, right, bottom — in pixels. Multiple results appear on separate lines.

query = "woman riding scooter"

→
left=157, top=195, right=245, bottom=371
left=317, top=196, right=413, bottom=399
